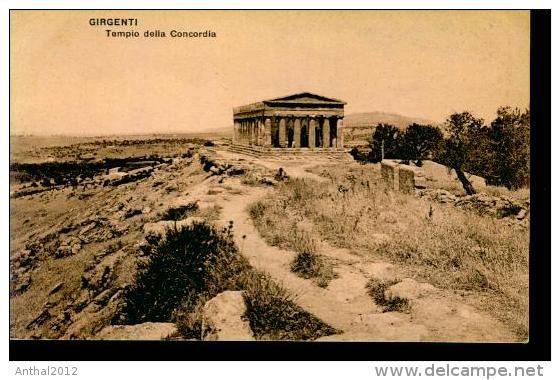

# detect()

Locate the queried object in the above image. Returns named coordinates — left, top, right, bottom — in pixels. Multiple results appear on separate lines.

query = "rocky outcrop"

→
left=102, top=166, right=153, bottom=187
left=417, top=189, right=529, bottom=221
left=202, top=291, right=254, bottom=341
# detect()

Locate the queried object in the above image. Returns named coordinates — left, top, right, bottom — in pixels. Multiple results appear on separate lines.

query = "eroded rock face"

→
left=384, top=278, right=436, bottom=302
left=202, top=291, right=254, bottom=341
left=95, top=322, right=177, bottom=340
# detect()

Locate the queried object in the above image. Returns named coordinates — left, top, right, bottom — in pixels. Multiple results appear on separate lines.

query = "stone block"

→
left=380, top=161, right=396, bottom=190
left=398, top=166, right=415, bottom=194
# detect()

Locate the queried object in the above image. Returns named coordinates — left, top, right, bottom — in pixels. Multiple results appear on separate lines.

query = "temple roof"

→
left=233, top=92, right=345, bottom=117
left=264, top=92, right=346, bottom=105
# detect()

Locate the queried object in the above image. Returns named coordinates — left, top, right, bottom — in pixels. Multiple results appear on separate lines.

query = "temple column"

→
left=253, top=119, right=259, bottom=145
left=279, top=117, right=287, bottom=148
left=308, top=118, right=316, bottom=148
left=264, top=118, right=272, bottom=147
left=337, top=118, right=344, bottom=148
left=256, top=119, right=262, bottom=146
left=239, top=121, right=242, bottom=144
left=233, top=121, right=238, bottom=144
left=322, top=118, right=330, bottom=148
left=293, top=118, right=301, bottom=148
left=250, top=119, right=255, bottom=145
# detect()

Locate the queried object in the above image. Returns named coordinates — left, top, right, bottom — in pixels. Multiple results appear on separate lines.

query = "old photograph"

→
left=10, top=10, right=530, bottom=343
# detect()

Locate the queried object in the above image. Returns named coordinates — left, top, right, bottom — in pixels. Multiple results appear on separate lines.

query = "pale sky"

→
left=10, top=10, right=530, bottom=136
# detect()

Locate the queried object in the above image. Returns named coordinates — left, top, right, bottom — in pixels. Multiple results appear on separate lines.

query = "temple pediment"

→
left=265, top=92, right=346, bottom=105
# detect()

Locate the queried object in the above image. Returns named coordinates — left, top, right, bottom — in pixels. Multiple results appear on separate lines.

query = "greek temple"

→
left=230, top=92, right=347, bottom=157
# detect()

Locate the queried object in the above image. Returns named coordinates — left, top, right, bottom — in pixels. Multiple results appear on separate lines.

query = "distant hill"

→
left=344, top=111, right=439, bottom=147
left=344, top=111, right=436, bottom=130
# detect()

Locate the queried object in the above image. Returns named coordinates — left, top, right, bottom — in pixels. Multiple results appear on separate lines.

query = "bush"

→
left=118, top=222, right=249, bottom=324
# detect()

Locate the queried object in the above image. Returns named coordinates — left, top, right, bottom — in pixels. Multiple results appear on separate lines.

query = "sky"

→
left=10, top=10, right=530, bottom=136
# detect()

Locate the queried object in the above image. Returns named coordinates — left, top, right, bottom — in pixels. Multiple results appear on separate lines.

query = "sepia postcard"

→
left=10, top=10, right=532, bottom=347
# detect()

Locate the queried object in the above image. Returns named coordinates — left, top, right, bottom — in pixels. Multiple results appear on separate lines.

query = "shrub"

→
left=118, top=222, right=249, bottom=324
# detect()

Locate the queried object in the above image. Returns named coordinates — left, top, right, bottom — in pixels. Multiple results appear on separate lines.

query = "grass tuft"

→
left=366, top=278, right=411, bottom=313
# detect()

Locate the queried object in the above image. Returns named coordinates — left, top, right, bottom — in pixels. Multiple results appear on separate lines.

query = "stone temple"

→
left=230, top=92, right=349, bottom=158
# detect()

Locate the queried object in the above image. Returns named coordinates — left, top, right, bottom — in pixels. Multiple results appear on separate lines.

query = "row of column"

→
left=233, top=116, right=343, bottom=149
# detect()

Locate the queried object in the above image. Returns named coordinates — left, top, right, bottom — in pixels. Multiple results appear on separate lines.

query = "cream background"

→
left=10, top=10, right=529, bottom=135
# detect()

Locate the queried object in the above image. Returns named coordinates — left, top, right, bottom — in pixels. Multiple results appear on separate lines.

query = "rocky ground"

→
left=10, top=143, right=527, bottom=341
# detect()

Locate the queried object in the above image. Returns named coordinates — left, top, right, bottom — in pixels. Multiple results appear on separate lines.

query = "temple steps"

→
left=228, top=144, right=354, bottom=161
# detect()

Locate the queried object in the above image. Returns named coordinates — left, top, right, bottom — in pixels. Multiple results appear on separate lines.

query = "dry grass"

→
left=249, top=203, right=337, bottom=288
left=248, top=162, right=529, bottom=340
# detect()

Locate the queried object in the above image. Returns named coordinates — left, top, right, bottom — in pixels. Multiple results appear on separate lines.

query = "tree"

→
left=369, top=123, right=403, bottom=162
left=439, top=112, right=487, bottom=195
left=489, top=107, right=530, bottom=189
left=401, top=123, right=443, bottom=162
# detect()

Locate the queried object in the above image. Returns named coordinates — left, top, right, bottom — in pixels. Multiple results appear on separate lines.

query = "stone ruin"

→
left=380, top=161, right=416, bottom=194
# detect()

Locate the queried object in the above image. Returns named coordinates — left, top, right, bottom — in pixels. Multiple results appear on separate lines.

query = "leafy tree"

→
left=369, top=123, right=403, bottom=162
left=489, top=107, right=530, bottom=189
left=438, top=112, right=488, bottom=195
left=401, top=123, right=443, bottom=162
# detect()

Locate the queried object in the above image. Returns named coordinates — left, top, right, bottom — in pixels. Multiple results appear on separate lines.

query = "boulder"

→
left=384, top=278, right=436, bottom=302
left=398, top=166, right=415, bottom=194
left=202, top=291, right=254, bottom=341
left=96, top=322, right=177, bottom=340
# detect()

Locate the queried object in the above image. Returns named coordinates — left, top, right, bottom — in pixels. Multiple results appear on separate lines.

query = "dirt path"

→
left=211, top=155, right=517, bottom=342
